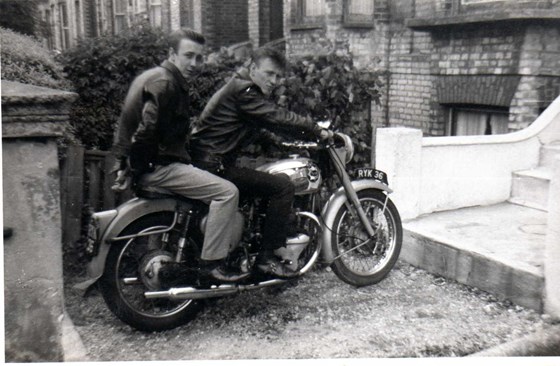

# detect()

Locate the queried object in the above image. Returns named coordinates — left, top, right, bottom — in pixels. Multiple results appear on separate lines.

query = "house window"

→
left=114, top=0, right=128, bottom=33
left=75, top=1, right=82, bottom=38
left=449, top=106, right=509, bottom=136
left=149, top=0, right=162, bottom=28
left=344, top=0, right=374, bottom=27
left=292, top=0, right=325, bottom=29
left=58, top=2, right=71, bottom=49
left=44, top=9, right=55, bottom=49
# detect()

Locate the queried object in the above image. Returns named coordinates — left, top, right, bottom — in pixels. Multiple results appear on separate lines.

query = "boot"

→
left=255, top=251, right=298, bottom=279
left=201, top=259, right=249, bottom=283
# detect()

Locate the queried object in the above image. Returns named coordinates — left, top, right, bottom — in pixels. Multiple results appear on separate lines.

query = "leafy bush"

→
left=60, top=24, right=170, bottom=150
left=60, top=24, right=381, bottom=164
left=0, top=27, right=71, bottom=90
left=0, top=0, right=41, bottom=36
left=274, top=39, right=382, bottom=166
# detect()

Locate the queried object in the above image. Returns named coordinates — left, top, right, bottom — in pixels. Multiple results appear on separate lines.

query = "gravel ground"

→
left=64, top=261, right=556, bottom=361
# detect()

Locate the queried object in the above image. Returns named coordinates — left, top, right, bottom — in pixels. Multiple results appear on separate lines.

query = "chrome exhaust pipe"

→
left=144, top=279, right=286, bottom=300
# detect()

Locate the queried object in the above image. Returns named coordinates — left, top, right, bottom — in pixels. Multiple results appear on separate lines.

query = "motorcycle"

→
left=75, top=123, right=402, bottom=331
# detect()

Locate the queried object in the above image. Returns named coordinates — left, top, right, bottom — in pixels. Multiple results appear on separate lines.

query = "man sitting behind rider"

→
left=189, top=47, right=327, bottom=278
left=112, top=28, right=246, bottom=283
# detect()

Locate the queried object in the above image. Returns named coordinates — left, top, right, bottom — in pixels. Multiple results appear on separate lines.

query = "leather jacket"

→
left=189, top=68, right=317, bottom=166
left=112, top=60, right=192, bottom=173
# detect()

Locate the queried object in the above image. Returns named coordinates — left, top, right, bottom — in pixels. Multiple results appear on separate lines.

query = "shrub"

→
left=60, top=24, right=381, bottom=164
left=0, top=27, right=71, bottom=90
left=273, top=39, right=382, bottom=166
left=60, top=23, right=170, bottom=150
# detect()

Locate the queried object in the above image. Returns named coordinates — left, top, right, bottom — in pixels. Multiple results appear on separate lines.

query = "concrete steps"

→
left=401, top=202, right=546, bottom=311
left=509, top=142, right=560, bottom=211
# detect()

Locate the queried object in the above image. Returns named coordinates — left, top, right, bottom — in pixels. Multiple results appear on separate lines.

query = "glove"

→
left=313, top=125, right=334, bottom=141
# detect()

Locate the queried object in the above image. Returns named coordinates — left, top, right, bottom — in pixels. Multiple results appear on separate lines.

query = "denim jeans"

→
left=194, top=160, right=295, bottom=251
left=137, top=163, right=239, bottom=261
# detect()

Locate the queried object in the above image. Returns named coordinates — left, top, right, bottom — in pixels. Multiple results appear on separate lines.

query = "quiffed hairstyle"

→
left=251, top=47, right=287, bottom=70
left=168, top=28, right=206, bottom=51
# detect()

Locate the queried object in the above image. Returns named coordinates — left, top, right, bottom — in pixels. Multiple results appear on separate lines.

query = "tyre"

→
left=330, top=189, right=402, bottom=287
left=99, top=212, right=202, bottom=331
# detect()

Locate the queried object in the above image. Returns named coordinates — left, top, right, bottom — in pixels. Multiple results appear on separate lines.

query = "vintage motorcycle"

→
left=76, top=123, right=402, bottom=331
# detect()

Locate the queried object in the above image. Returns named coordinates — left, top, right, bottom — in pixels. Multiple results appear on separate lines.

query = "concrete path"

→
left=401, top=202, right=546, bottom=311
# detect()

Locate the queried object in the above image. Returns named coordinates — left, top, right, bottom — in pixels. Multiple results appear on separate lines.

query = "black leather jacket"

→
left=112, top=60, right=193, bottom=172
left=189, top=68, right=317, bottom=166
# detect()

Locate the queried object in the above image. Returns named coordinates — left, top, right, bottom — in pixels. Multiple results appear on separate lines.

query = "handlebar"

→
left=280, top=141, right=320, bottom=149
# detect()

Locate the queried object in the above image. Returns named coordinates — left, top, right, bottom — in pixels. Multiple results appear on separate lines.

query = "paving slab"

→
left=401, top=202, right=546, bottom=311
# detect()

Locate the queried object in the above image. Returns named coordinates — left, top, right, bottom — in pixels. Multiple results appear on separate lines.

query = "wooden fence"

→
left=60, top=145, right=133, bottom=245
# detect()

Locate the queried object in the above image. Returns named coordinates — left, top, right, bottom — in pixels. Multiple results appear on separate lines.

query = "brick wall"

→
left=511, top=24, right=560, bottom=129
left=249, top=0, right=260, bottom=46
left=202, top=0, right=248, bottom=50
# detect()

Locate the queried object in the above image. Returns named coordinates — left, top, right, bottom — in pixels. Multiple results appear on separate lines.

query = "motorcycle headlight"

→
left=334, top=132, right=354, bottom=164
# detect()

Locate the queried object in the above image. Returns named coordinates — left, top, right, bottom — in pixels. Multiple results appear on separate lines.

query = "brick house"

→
left=284, top=0, right=560, bottom=136
left=35, top=0, right=559, bottom=136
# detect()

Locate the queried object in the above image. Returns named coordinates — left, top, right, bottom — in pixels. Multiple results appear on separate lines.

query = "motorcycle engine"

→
left=255, top=156, right=322, bottom=195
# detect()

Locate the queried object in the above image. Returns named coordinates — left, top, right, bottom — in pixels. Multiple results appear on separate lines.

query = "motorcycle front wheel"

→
left=99, top=212, right=202, bottom=331
left=330, top=189, right=402, bottom=287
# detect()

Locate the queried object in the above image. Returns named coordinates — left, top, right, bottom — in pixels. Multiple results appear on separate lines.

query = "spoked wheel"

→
left=99, top=212, right=202, bottom=331
left=330, top=189, right=402, bottom=287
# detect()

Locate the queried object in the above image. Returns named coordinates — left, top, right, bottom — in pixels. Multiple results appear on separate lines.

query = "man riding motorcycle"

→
left=190, top=47, right=329, bottom=278
left=112, top=28, right=245, bottom=283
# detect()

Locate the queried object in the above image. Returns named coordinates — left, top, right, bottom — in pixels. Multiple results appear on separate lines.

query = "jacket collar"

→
left=161, top=60, right=189, bottom=92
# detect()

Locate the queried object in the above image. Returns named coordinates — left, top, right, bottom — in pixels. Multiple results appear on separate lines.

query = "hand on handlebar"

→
left=317, top=128, right=334, bottom=141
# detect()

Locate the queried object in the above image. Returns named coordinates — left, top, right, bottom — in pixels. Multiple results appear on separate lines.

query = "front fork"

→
left=327, top=147, right=376, bottom=237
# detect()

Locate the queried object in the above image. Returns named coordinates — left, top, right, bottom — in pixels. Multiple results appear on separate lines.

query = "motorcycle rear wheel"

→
left=330, top=189, right=402, bottom=287
left=99, top=212, right=202, bottom=331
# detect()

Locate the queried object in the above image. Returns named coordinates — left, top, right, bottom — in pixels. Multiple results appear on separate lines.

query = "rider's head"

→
left=249, top=47, right=286, bottom=96
left=167, top=28, right=206, bottom=78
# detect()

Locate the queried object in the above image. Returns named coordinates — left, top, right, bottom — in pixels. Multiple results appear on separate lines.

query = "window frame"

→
left=58, top=1, right=71, bottom=49
left=447, top=105, right=510, bottom=136
left=343, top=0, right=375, bottom=28
left=291, top=0, right=325, bottom=31
left=149, top=0, right=162, bottom=28
left=113, top=0, right=129, bottom=34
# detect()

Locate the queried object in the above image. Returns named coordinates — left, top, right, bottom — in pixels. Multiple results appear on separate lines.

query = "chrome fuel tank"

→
left=256, top=155, right=322, bottom=195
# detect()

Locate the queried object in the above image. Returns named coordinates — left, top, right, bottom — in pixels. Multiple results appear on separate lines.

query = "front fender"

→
left=74, top=198, right=179, bottom=293
left=320, top=179, right=392, bottom=263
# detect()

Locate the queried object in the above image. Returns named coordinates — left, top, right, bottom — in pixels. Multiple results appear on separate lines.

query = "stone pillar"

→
left=545, top=156, right=560, bottom=319
left=375, top=127, right=422, bottom=220
left=2, top=81, right=78, bottom=362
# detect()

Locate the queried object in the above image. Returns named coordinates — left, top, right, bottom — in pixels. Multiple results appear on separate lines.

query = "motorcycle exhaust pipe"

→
left=144, top=279, right=286, bottom=300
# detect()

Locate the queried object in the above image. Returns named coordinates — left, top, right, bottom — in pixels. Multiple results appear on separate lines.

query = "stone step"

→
left=540, top=143, right=560, bottom=169
left=401, top=202, right=546, bottom=311
left=509, top=167, right=551, bottom=211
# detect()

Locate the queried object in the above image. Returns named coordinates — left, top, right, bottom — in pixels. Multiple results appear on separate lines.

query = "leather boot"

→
left=256, top=252, right=298, bottom=279
left=201, top=260, right=249, bottom=283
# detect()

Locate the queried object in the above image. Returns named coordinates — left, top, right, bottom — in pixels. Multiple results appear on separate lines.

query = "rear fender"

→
left=75, top=198, right=179, bottom=292
left=320, top=179, right=392, bottom=263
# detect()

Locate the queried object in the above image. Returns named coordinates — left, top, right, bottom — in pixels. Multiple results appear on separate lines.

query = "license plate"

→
left=354, top=168, right=388, bottom=185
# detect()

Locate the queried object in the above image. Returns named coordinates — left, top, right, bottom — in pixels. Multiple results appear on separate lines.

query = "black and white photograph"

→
left=2, top=0, right=560, bottom=364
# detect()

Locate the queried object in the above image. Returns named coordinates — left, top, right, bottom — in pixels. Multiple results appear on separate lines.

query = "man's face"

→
left=249, top=57, right=283, bottom=96
left=168, top=38, right=204, bottom=78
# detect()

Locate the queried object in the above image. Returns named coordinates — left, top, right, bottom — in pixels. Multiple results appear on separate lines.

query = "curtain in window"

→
left=490, top=113, right=509, bottom=134
left=305, top=0, right=324, bottom=16
left=455, top=110, right=486, bottom=136
left=348, top=0, right=374, bottom=15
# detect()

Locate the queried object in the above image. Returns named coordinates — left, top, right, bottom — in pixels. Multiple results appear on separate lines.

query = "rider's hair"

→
left=168, top=28, right=206, bottom=52
left=251, top=47, right=287, bottom=70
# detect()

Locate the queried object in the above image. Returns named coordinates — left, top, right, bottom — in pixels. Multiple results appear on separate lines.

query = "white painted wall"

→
left=376, top=95, right=560, bottom=220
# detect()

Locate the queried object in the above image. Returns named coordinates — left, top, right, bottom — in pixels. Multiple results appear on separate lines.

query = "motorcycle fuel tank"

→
left=256, top=155, right=322, bottom=195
